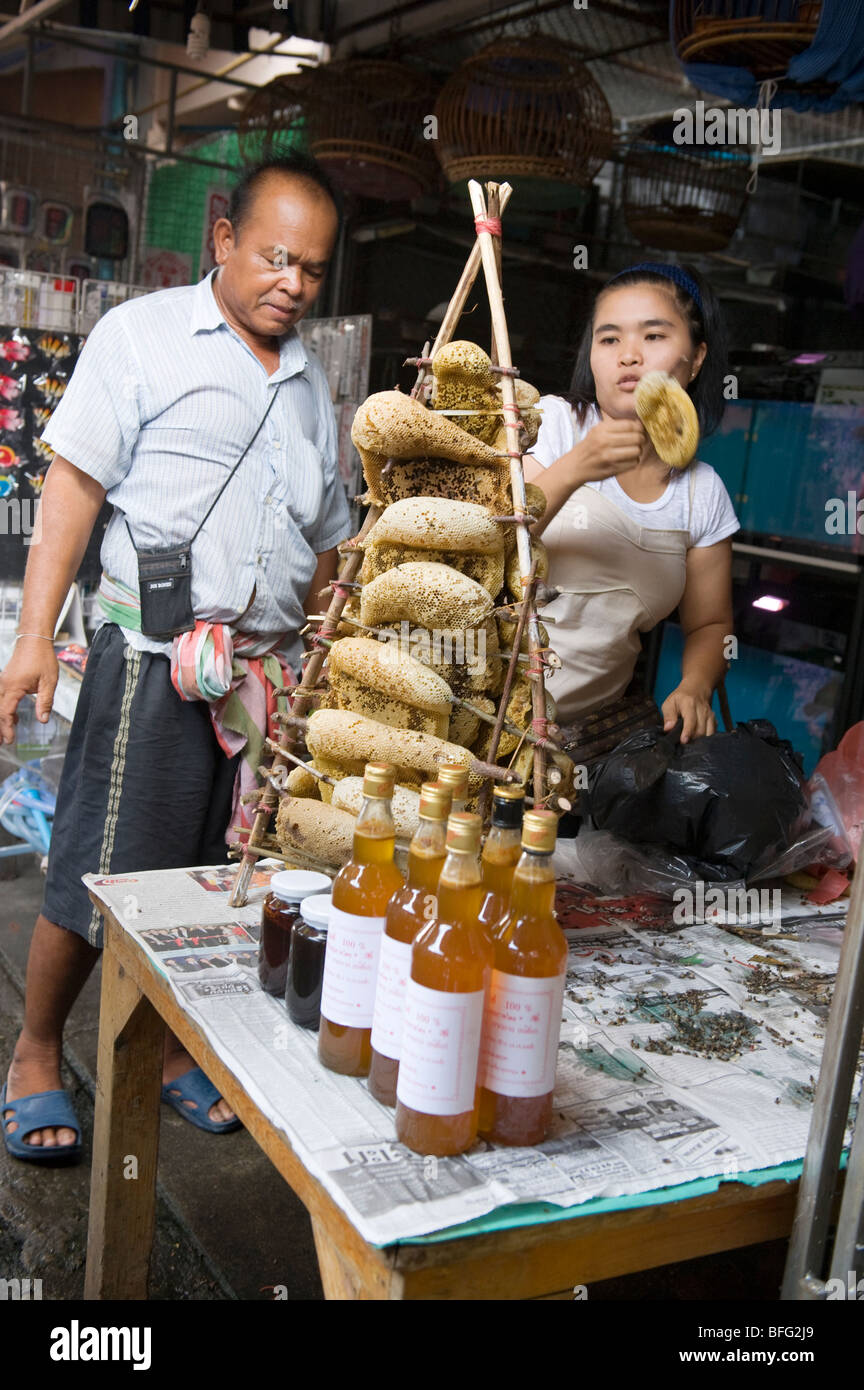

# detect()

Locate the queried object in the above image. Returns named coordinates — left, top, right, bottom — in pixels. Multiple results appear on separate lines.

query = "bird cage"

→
left=622, top=120, right=752, bottom=253
left=672, top=1, right=822, bottom=81
left=241, top=61, right=440, bottom=202
left=236, top=77, right=307, bottom=165
left=433, top=37, right=613, bottom=210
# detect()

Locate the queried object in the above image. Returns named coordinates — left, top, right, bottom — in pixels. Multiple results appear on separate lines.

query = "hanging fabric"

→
left=674, top=0, right=864, bottom=114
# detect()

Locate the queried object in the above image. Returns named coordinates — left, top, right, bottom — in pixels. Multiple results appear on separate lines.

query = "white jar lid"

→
left=299, top=894, right=332, bottom=929
left=269, top=870, right=331, bottom=904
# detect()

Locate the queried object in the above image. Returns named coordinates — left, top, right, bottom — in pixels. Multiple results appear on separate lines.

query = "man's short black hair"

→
left=228, top=151, right=341, bottom=233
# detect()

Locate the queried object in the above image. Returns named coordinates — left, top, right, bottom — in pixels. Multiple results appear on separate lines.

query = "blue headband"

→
left=607, top=262, right=703, bottom=318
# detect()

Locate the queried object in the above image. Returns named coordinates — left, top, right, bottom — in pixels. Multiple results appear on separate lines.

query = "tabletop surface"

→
left=86, top=862, right=847, bottom=1248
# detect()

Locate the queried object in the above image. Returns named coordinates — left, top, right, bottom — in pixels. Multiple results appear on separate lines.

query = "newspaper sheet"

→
left=84, top=864, right=850, bottom=1247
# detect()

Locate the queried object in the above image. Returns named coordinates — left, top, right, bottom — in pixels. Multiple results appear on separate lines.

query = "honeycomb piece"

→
left=360, top=562, right=494, bottom=632
left=325, top=635, right=453, bottom=740
left=361, top=497, right=506, bottom=599
left=305, top=708, right=477, bottom=790
left=506, top=537, right=549, bottom=599
left=331, top=777, right=421, bottom=840
left=352, top=389, right=510, bottom=510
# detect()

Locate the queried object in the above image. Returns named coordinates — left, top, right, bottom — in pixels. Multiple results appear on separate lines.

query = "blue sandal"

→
left=161, top=1066, right=241, bottom=1134
left=1, top=1083, right=83, bottom=1164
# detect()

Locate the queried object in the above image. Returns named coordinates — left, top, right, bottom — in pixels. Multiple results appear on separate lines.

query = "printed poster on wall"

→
left=198, top=187, right=230, bottom=281
left=141, top=248, right=193, bottom=288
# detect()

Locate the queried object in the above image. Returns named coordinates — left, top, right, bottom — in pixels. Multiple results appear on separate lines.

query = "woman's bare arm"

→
left=660, top=537, right=734, bottom=742
left=524, top=417, right=647, bottom=536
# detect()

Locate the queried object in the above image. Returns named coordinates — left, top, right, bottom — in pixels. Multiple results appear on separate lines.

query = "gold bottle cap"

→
left=522, top=808, right=558, bottom=854
left=446, top=811, right=482, bottom=853
left=491, top=781, right=525, bottom=829
left=436, top=761, right=469, bottom=799
left=362, top=761, right=396, bottom=799
left=493, top=783, right=526, bottom=802
left=418, top=781, right=452, bottom=821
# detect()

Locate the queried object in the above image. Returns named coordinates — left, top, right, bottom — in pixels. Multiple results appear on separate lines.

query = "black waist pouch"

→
left=135, top=541, right=195, bottom=639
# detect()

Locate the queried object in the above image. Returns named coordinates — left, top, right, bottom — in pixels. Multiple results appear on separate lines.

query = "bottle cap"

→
left=299, top=893, right=332, bottom=929
left=269, top=870, right=331, bottom=904
left=522, top=808, right=558, bottom=854
left=362, top=761, right=396, bottom=798
left=491, top=782, right=525, bottom=829
left=418, top=781, right=452, bottom=821
left=435, top=761, right=469, bottom=800
left=446, top=810, right=482, bottom=853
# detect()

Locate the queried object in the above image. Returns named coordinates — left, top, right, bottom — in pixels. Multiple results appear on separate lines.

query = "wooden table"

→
left=84, top=899, right=801, bottom=1301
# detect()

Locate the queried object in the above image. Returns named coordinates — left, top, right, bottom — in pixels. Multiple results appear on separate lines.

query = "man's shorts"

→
left=42, top=623, right=240, bottom=948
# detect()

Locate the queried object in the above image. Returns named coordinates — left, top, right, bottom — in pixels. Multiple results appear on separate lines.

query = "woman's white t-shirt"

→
left=531, top=396, right=740, bottom=547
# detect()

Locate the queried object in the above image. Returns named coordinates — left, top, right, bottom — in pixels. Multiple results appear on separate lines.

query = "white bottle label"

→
left=320, top=907, right=387, bottom=1028
left=396, top=978, right=485, bottom=1117
left=480, top=970, right=566, bottom=1098
left=370, top=933, right=413, bottom=1060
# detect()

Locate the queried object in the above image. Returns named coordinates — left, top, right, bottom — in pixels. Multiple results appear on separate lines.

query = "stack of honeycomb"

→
left=276, top=341, right=568, bottom=867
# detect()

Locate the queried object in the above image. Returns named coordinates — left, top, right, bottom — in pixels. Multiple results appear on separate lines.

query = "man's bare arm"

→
left=0, top=454, right=106, bottom=741
left=303, top=546, right=339, bottom=620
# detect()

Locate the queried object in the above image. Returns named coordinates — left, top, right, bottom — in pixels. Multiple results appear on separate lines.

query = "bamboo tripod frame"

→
left=229, top=180, right=553, bottom=906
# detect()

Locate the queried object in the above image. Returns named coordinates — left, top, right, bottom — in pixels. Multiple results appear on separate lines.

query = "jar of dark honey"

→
left=285, top=893, right=331, bottom=1028
left=259, top=871, right=330, bottom=997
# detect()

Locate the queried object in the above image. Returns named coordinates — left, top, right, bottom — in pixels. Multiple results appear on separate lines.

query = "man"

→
left=0, top=152, right=351, bottom=1157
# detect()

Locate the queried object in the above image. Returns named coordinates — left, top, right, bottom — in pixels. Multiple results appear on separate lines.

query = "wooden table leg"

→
left=311, top=1217, right=402, bottom=1300
left=84, top=928, right=164, bottom=1300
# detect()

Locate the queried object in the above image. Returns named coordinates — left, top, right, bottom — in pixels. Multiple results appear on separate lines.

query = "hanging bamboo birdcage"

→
left=622, top=120, right=752, bottom=254
left=237, top=77, right=307, bottom=165
left=672, top=1, right=823, bottom=80
left=433, top=38, right=613, bottom=208
left=239, top=61, right=441, bottom=201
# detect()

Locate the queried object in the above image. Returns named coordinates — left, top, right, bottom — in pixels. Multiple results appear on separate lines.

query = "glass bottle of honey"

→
left=368, top=782, right=451, bottom=1106
left=479, top=809, right=567, bottom=1146
left=435, top=761, right=469, bottom=813
left=318, top=762, right=404, bottom=1077
left=396, top=812, right=493, bottom=1156
left=477, top=784, right=524, bottom=935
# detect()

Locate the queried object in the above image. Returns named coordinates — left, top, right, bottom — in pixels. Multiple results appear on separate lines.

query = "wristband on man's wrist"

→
left=14, top=633, right=54, bottom=642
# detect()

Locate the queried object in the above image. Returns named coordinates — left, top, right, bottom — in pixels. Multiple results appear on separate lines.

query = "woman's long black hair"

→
left=566, top=264, right=729, bottom=438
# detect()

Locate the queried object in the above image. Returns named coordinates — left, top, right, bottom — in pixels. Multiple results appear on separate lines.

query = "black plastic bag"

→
left=583, top=719, right=808, bottom=882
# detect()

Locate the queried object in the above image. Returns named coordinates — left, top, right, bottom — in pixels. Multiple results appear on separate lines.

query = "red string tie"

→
left=474, top=215, right=502, bottom=236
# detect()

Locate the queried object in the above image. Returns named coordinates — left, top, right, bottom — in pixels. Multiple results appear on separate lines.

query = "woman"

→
left=524, top=262, right=739, bottom=745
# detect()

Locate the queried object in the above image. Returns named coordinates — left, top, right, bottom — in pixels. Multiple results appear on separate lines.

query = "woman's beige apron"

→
left=541, top=472, right=696, bottom=725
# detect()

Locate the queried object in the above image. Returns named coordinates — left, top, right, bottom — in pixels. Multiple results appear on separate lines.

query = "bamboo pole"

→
left=228, top=511, right=377, bottom=906
left=477, top=558, right=537, bottom=822
left=486, top=182, right=503, bottom=366
left=468, top=180, right=549, bottom=806
left=410, top=183, right=512, bottom=402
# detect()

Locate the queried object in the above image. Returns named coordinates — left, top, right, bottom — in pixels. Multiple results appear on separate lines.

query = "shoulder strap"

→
left=189, top=382, right=283, bottom=545
left=125, top=383, right=282, bottom=552
left=687, top=463, right=697, bottom=539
